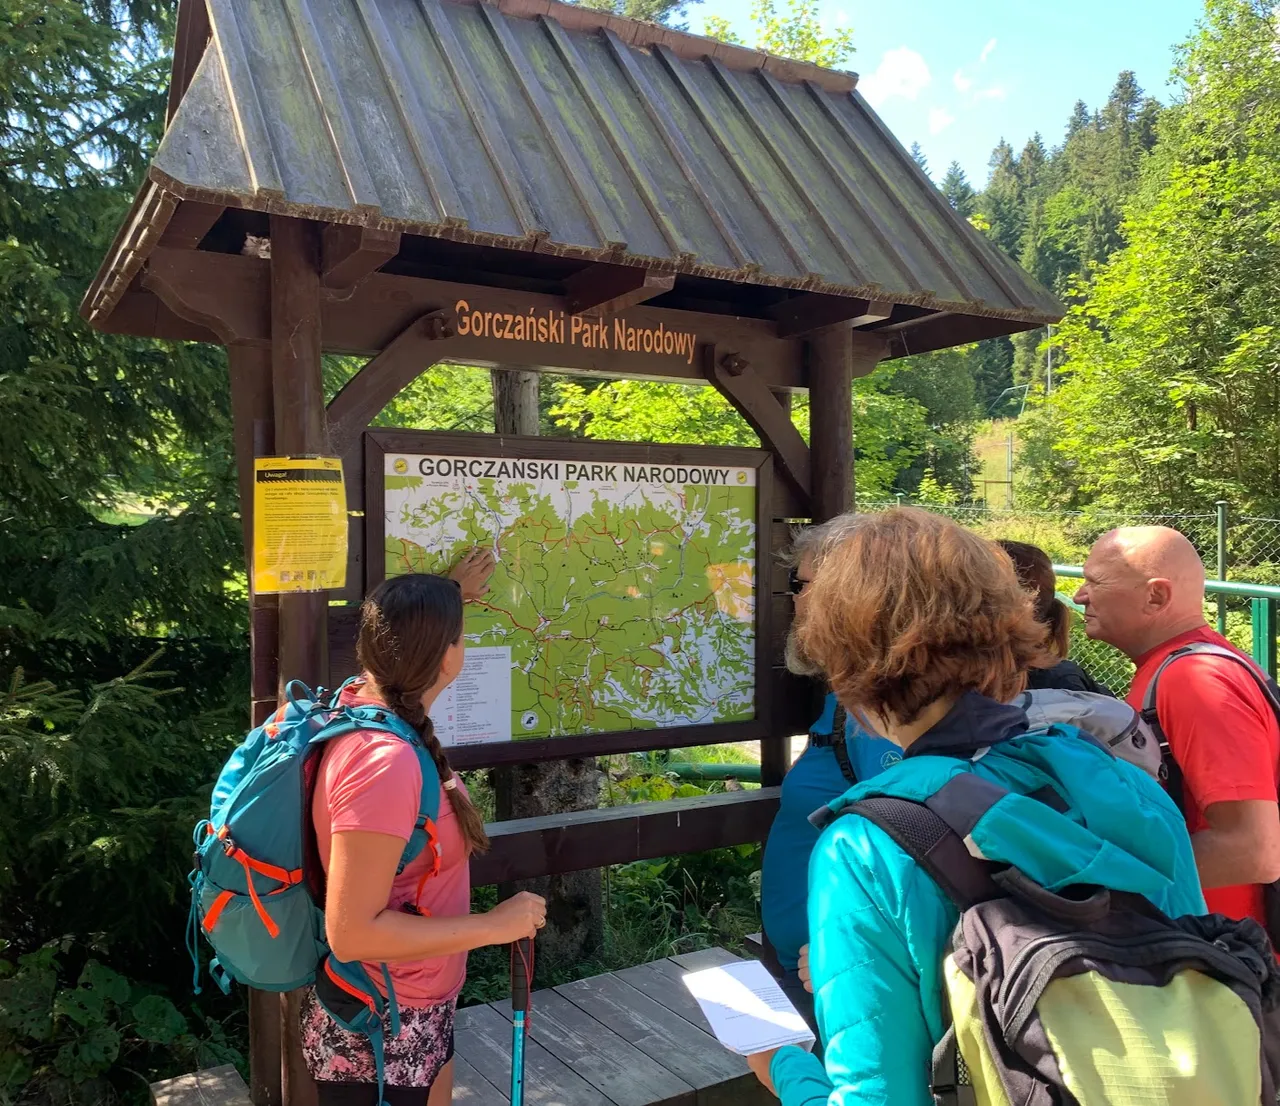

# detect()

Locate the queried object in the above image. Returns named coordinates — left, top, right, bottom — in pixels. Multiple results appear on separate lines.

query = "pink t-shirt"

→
left=313, top=684, right=471, bottom=1006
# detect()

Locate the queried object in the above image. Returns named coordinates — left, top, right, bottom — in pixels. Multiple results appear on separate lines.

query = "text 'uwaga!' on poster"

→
left=453, top=299, right=698, bottom=364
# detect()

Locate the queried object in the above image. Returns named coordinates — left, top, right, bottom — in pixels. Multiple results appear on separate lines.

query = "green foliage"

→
left=2, top=3, right=249, bottom=1100
left=940, top=162, right=977, bottom=219
left=574, top=0, right=700, bottom=30
left=1019, top=0, right=1280, bottom=514
left=0, top=941, right=244, bottom=1106
left=703, top=0, right=854, bottom=69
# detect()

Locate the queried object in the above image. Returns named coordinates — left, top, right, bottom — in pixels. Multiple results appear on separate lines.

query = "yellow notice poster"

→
left=252, top=457, right=347, bottom=593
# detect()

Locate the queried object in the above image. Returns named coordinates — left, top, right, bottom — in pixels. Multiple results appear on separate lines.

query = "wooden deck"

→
left=454, top=946, right=775, bottom=1106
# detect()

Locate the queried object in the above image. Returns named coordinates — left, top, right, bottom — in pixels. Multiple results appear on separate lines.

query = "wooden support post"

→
left=269, top=214, right=326, bottom=1106
left=270, top=216, right=329, bottom=690
left=806, top=328, right=884, bottom=521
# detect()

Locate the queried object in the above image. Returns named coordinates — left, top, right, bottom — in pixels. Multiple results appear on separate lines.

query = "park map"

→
left=384, top=451, right=757, bottom=745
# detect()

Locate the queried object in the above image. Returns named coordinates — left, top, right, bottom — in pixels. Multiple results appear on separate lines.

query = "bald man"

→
left=1077, top=526, right=1280, bottom=927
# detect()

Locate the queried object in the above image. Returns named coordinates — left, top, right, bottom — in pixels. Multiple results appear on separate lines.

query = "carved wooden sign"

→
left=451, top=297, right=699, bottom=365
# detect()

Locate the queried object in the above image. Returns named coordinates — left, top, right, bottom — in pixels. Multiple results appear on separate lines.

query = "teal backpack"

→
left=187, top=679, right=443, bottom=1101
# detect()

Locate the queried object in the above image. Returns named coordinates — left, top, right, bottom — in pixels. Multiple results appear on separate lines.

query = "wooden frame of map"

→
left=365, top=429, right=774, bottom=769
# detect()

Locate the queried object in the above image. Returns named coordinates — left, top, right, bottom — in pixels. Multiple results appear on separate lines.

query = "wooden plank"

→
left=541, top=18, right=697, bottom=262
left=600, top=29, right=752, bottom=270
left=613, top=951, right=738, bottom=1034
left=452, top=1053, right=510, bottom=1106
left=555, top=971, right=746, bottom=1091
left=564, top=264, right=675, bottom=317
left=653, top=46, right=812, bottom=278
left=706, top=58, right=869, bottom=287
left=668, top=947, right=743, bottom=972
left=158, top=200, right=224, bottom=250
left=152, top=1064, right=251, bottom=1106
left=166, top=0, right=212, bottom=126
left=491, top=990, right=694, bottom=1106
left=416, top=0, right=543, bottom=239
left=142, top=249, right=269, bottom=346
left=477, top=2, right=627, bottom=250
left=321, top=225, right=401, bottom=291
left=470, top=789, right=780, bottom=885
left=454, top=1003, right=609, bottom=1106
left=327, top=606, right=361, bottom=688
left=122, top=251, right=806, bottom=388
left=770, top=295, right=893, bottom=340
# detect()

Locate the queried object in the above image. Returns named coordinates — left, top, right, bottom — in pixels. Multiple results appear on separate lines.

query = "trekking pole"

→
left=510, top=936, right=534, bottom=1106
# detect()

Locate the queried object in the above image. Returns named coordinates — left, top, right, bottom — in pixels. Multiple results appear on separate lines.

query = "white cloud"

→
left=979, top=37, right=998, bottom=64
left=859, top=48, right=931, bottom=107
left=953, top=70, right=973, bottom=93
left=928, top=107, right=955, bottom=135
left=974, top=85, right=1007, bottom=101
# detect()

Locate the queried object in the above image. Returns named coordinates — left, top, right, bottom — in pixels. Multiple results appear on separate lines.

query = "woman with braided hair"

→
left=302, top=573, right=545, bottom=1106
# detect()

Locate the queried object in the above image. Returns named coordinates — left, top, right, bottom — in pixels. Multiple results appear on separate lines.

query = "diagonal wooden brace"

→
left=704, top=345, right=811, bottom=512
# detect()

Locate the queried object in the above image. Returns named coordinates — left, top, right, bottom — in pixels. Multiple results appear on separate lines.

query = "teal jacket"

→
left=769, top=692, right=1206, bottom=1106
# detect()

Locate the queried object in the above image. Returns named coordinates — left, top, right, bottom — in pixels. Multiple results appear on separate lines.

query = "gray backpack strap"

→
left=1142, top=642, right=1280, bottom=811
left=1143, top=642, right=1280, bottom=731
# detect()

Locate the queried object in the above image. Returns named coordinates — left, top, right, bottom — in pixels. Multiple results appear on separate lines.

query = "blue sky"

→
left=690, top=0, right=1206, bottom=187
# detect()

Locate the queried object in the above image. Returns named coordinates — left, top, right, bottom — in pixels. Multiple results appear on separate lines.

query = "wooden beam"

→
left=770, top=295, right=893, bottom=339
left=808, top=328, right=887, bottom=519
left=111, top=252, right=806, bottom=388
left=321, top=224, right=401, bottom=291
left=142, top=250, right=268, bottom=346
left=564, top=264, right=675, bottom=316
left=704, top=346, right=811, bottom=510
left=470, top=789, right=780, bottom=885
left=882, top=311, right=1040, bottom=359
left=325, top=313, right=451, bottom=455
left=158, top=200, right=225, bottom=250
left=269, top=216, right=325, bottom=1106
left=99, top=290, right=222, bottom=344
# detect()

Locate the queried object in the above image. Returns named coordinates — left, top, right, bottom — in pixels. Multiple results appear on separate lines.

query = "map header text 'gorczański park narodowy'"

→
left=453, top=299, right=698, bottom=365
left=406, top=456, right=757, bottom=487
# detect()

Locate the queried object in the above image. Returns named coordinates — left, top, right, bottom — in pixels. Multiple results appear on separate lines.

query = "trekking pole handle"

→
left=511, top=936, right=533, bottom=1012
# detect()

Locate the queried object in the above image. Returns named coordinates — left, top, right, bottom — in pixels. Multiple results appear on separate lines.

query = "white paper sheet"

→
left=429, top=646, right=512, bottom=746
left=682, top=960, right=816, bottom=1056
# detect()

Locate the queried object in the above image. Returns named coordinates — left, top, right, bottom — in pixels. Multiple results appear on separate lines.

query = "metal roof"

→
left=84, top=0, right=1061, bottom=328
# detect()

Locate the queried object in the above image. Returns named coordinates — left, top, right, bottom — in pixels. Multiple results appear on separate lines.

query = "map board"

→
left=365, top=432, right=771, bottom=759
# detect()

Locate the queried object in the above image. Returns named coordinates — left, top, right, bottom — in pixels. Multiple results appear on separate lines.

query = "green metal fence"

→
left=1051, top=566, right=1280, bottom=694
left=863, top=500, right=1280, bottom=695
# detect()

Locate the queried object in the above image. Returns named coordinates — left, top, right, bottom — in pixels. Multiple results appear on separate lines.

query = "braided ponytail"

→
left=358, top=575, right=491, bottom=857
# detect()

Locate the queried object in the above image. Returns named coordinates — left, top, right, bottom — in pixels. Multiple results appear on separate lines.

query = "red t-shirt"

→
left=1127, top=627, right=1280, bottom=925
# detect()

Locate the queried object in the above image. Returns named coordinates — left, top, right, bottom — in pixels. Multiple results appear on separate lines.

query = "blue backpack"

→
left=187, top=679, right=443, bottom=1099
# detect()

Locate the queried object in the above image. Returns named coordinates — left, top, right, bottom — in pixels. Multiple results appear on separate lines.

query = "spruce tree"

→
left=940, top=161, right=977, bottom=217
left=1, top=0, right=244, bottom=991
left=909, top=141, right=931, bottom=177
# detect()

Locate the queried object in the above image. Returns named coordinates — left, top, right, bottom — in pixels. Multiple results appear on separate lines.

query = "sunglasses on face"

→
left=788, top=567, right=811, bottom=596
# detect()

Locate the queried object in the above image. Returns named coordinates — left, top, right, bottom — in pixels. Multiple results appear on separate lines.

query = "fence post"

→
left=1216, top=500, right=1229, bottom=635
left=1251, top=598, right=1277, bottom=678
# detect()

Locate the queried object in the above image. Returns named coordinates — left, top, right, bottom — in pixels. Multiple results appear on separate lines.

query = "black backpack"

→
left=847, top=773, right=1280, bottom=1106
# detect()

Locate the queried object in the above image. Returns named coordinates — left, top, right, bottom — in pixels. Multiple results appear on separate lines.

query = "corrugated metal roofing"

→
left=97, top=0, right=1061, bottom=325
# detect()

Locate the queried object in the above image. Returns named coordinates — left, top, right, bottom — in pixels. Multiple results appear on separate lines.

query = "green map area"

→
left=384, top=461, right=756, bottom=740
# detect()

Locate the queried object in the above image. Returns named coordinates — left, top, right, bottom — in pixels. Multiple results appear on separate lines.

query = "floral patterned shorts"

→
left=299, top=985, right=456, bottom=1088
